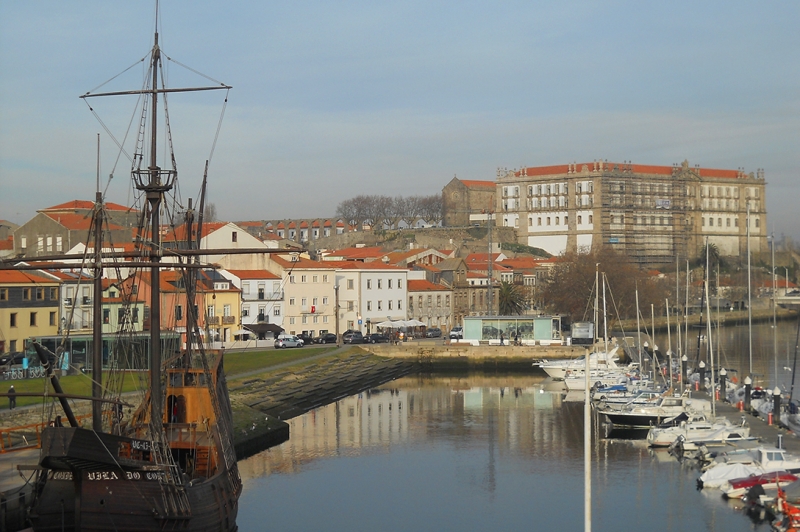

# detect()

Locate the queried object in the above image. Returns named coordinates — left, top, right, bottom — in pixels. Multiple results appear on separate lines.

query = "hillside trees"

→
left=335, top=194, right=442, bottom=228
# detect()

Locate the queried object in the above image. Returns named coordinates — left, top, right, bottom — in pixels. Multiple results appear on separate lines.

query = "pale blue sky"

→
left=1, top=1, right=799, bottom=239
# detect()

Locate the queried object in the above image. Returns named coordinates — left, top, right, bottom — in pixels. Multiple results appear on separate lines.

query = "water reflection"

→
left=239, top=374, right=766, bottom=531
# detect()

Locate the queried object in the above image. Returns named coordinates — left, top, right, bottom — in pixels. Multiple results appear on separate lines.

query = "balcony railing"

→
left=207, top=316, right=220, bottom=325
left=222, top=316, right=236, bottom=325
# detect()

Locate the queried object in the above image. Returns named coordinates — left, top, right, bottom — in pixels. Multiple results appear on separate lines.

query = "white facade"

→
left=335, top=268, right=408, bottom=333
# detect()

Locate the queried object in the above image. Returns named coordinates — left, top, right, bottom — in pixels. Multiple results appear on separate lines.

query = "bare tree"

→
left=541, top=246, right=668, bottom=324
left=204, top=202, right=217, bottom=222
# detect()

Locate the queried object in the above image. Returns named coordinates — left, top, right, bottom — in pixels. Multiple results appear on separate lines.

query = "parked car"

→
left=297, top=333, right=315, bottom=346
left=449, top=326, right=463, bottom=340
left=274, top=335, right=304, bottom=348
left=425, top=327, right=442, bottom=338
left=342, top=331, right=365, bottom=344
left=316, top=333, right=338, bottom=344
left=0, top=352, right=26, bottom=367
left=367, top=333, right=390, bottom=344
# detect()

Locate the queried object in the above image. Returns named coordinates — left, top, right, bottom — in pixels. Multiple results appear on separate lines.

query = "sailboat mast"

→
left=148, top=30, right=164, bottom=434
left=92, top=134, right=104, bottom=431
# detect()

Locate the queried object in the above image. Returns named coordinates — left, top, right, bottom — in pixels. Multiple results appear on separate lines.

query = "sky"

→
left=1, top=1, right=799, bottom=239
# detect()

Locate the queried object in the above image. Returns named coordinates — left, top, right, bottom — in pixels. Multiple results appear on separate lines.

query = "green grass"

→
left=221, top=347, right=338, bottom=376
left=3, top=346, right=353, bottom=410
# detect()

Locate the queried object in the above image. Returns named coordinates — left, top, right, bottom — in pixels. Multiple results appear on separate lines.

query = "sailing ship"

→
left=16, top=12, right=245, bottom=531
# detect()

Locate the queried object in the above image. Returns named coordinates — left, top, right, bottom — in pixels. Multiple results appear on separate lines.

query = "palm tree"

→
left=498, top=281, right=525, bottom=315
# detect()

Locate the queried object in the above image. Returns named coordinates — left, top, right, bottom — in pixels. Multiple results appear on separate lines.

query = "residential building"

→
left=407, top=277, right=453, bottom=330
left=0, top=270, right=60, bottom=353
left=493, top=160, right=768, bottom=266
left=324, top=262, right=409, bottom=335
left=220, top=269, right=284, bottom=338
left=13, top=200, right=136, bottom=258
left=268, top=255, right=336, bottom=337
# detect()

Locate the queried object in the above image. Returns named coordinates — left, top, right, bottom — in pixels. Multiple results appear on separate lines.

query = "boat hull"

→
left=28, top=426, right=240, bottom=532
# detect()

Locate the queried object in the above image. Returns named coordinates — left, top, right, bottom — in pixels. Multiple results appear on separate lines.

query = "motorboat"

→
left=597, top=395, right=711, bottom=428
left=535, top=347, right=621, bottom=380
left=698, top=447, right=800, bottom=489
left=647, top=413, right=750, bottom=448
left=720, top=471, right=798, bottom=499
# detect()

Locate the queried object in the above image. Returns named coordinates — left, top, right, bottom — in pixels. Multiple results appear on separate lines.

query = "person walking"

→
left=499, top=332, right=504, bottom=346
left=8, top=385, right=16, bottom=410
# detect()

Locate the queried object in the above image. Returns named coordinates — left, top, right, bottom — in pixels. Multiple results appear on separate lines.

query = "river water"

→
left=237, top=320, right=798, bottom=532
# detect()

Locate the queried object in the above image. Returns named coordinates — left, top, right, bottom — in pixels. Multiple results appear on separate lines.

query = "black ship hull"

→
left=28, top=427, right=240, bottom=532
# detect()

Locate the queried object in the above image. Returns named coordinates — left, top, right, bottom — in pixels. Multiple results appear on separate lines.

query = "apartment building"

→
left=0, top=270, right=60, bottom=353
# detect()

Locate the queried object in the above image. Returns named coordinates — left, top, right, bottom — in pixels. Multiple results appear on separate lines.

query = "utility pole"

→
left=334, top=283, right=340, bottom=346
left=487, top=197, right=494, bottom=316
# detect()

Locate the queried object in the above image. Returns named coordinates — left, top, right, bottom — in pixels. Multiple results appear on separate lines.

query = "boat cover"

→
left=699, top=463, right=761, bottom=489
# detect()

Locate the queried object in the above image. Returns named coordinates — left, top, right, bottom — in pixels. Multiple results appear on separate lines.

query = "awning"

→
left=243, top=323, right=284, bottom=335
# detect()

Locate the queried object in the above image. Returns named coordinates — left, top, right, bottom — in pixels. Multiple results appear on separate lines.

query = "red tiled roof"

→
left=225, top=269, right=280, bottom=280
left=328, top=247, right=386, bottom=260
left=0, top=236, right=12, bottom=251
left=460, top=180, right=495, bottom=189
left=0, top=270, right=57, bottom=284
left=43, top=200, right=131, bottom=212
left=407, top=279, right=449, bottom=291
left=515, top=162, right=743, bottom=180
left=320, top=260, right=404, bottom=271
left=44, top=213, right=123, bottom=231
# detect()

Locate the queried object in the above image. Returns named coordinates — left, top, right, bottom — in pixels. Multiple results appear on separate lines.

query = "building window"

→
left=313, top=275, right=318, bottom=283
left=322, top=297, right=328, bottom=305
left=398, top=299, right=402, bottom=310
left=347, top=279, right=354, bottom=290
left=718, top=218, right=722, bottom=227
left=388, top=300, right=393, bottom=310
left=367, top=279, right=372, bottom=289
left=0, top=289, right=6, bottom=301
left=577, top=215, right=582, bottom=225
left=755, top=218, right=760, bottom=228
left=301, top=275, right=307, bottom=283
left=726, top=218, right=731, bottom=227
left=388, top=279, right=393, bottom=289
left=302, top=316, right=307, bottom=324
left=175, top=305, right=183, bottom=321
left=555, top=217, right=559, bottom=225
left=323, top=316, right=329, bottom=323
left=10, top=313, right=16, bottom=327
left=398, top=279, right=402, bottom=289
left=377, top=279, right=382, bottom=289
left=367, top=301, right=372, bottom=311
left=735, top=218, right=739, bottom=227
left=23, top=288, right=30, bottom=301
left=56, top=236, right=63, bottom=252
left=589, top=215, right=593, bottom=224
left=30, top=312, right=37, bottom=326
left=242, top=305, right=250, bottom=317
left=323, top=274, right=328, bottom=283
left=133, top=308, right=139, bottom=323
left=537, top=217, right=542, bottom=226
left=232, top=231, right=238, bottom=242
left=301, top=298, right=307, bottom=307
left=289, top=298, right=295, bottom=306
left=289, top=275, right=296, bottom=284
left=709, top=218, right=713, bottom=227
left=50, top=311, right=56, bottom=326
left=702, top=217, right=705, bottom=227
left=347, top=301, right=354, bottom=311
left=289, top=317, right=295, bottom=325
left=242, top=282, right=250, bottom=295
left=377, top=301, right=382, bottom=311
left=274, top=305, right=281, bottom=316
left=546, top=217, right=551, bottom=226
left=312, top=297, right=318, bottom=306
left=49, top=287, right=58, bottom=300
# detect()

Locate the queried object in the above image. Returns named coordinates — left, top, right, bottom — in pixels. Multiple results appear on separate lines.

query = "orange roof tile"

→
left=43, top=199, right=132, bottom=212
left=0, top=270, right=57, bottom=284
left=515, top=162, right=744, bottom=180
left=225, top=269, right=280, bottom=280
left=407, top=279, right=449, bottom=291
left=460, top=180, right=495, bottom=189
left=0, top=236, right=12, bottom=251
left=44, top=213, right=123, bottom=231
